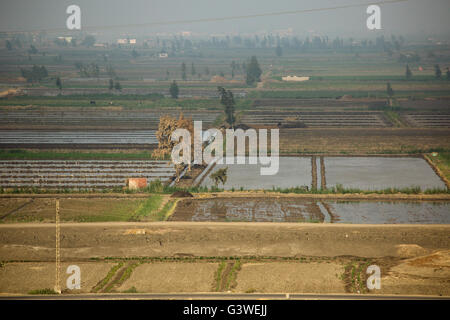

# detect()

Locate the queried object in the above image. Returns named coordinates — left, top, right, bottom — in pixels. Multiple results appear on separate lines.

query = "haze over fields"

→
left=0, top=0, right=449, bottom=300
left=1, top=0, right=450, bottom=37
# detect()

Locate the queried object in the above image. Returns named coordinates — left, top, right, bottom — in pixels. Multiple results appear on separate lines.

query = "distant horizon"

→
left=1, top=0, right=450, bottom=38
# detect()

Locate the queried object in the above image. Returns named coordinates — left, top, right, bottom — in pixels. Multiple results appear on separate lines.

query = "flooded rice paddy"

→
left=200, top=157, right=311, bottom=190
left=170, top=198, right=450, bottom=224
left=201, top=156, right=446, bottom=191
left=324, top=157, right=445, bottom=190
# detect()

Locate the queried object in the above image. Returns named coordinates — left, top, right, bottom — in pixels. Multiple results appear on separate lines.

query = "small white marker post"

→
left=55, top=199, right=61, bottom=294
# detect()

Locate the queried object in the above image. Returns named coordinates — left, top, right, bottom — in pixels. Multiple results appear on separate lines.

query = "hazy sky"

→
left=1, top=0, right=449, bottom=37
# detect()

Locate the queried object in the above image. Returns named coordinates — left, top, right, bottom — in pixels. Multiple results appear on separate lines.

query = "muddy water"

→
left=326, top=200, right=450, bottom=224
left=170, top=198, right=323, bottom=222
left=325, top=157, right=445, bottom=190
left=170, top=198, right=450, bottom=224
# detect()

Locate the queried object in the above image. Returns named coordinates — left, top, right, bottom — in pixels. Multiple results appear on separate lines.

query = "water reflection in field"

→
left=170, top=198, right=450, bottom=224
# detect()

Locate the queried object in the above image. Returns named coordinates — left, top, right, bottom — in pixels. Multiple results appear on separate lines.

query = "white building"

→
left=282, top=76, right=310, bottom=82
left=57, top=36, right=72, bottom=43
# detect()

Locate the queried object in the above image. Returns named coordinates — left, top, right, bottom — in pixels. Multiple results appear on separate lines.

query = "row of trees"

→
left=433, top=64, right=450, bottom=79
left=109, top=79, right=122, bottom=91
left=155, top=34, right=406, bottom=52
left=178, top=60, right=254, bottom=80
left=169, top=56, right=262, bottom=102
left=177, top=56, right=262, bottom=85
left=20, top=65, right=48, bottom=82
left=56, top=77, right=122, bottom=90
left=4, top=32, right=409, bottom=52
left=73, top=61, right=118, bottom=79
left=6, top=35, right=97, bottom=51
left=405, top=64, right=450, bottom=79
left=168, top=83, right=236, bottom=129
left=20, top=70, right=123, bottom=92
left=74, top=62, right=100, bottom=78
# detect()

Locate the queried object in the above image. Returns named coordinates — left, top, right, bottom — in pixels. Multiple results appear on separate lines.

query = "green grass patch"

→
left=215, top=261, right=226, bottom=292
left=123, top=286, right=138, bottom=293
left=1, top=181, right=447, bottom=195
left=383, top=110, right=403, bottom=127
left=226, top=260, right=242, bottom=290
left=157, top=200, right=177, bottom=221
left=92, top=262, right=124, bottom=293
left=0, top=182, right=223, bottom=195
left=111, top=262, right=141, bottom=291
left=130, top=195, right=163, bottom=221
left=28, top=288, right=58, bottom=295
left=429, top=152, right=450, bottom=182
left=67, top=199, right=144, bottom=223
left=270, top=184, right=448, bottom=195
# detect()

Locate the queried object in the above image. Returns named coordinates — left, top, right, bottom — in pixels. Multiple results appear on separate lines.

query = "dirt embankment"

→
left=0, top=222, right=449, bottom=261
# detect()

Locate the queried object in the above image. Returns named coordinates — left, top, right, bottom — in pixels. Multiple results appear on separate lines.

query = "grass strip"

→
left=28, top=288, right=58, bottom=295
left=215, top=261, right=226, bottom=292
left=427, top=152, right=450, bottom=184
left=130, top=195, right=163, bottom=221
left=91, top=262, right=124, bottom=293
left=158, top=200, right=178, bottom=221
left=225, top=260, right=242, bottom=291
left=117, top=263, right=140, bottom=286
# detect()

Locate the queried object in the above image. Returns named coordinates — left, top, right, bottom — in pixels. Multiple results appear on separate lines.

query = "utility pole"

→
left=55, top=199, right=61, bottom=294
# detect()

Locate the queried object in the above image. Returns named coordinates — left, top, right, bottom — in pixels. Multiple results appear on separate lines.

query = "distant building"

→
left=117, top=38, right=137, bottom=45
left=57, top=36, right=72, bottom=43
left=282, top=76, right=310, bottom=82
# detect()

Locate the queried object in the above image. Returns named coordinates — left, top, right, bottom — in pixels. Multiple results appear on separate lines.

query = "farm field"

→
left=0, top=154, right=446, bottom=192
left=1, top=99, right=449, bottom=130
left=402, top=113, right=450, bottom=127
left=200, top=157, right=311, bottom=190
left=200, top=156, right=446, bottom=191
left=0, top=130, right=158, bottom=145
left=0, top=17, right=449, bottom=299
left=240, top=111, right=389, bottom=127
left=324, top=157, right=446, bottom=190
left=0, top=106, right=221, bottom=130
left=0, top=160, right=174, bottom=189
left=1, top=193, right=449, bottom=224
left=1, top=256, right=449, bottom=296
left=278, top=128, right=450, bottom=154
left=170, top=197, right=450, bottom=224
left=0, top=195, right=174, bottom=223
left=0, top=128, right=448, bottom=154
left=0, top=222, right=449, bottom=296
